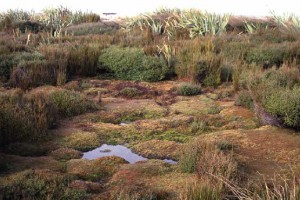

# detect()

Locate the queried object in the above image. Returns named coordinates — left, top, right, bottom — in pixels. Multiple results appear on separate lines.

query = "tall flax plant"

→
left=0, top=9, right=34, bottom=22
left=177, top=10, right=230, bottom=38
left=271, top=12, right=300, bottom=34
left=40, top=6, right=73, bottom=37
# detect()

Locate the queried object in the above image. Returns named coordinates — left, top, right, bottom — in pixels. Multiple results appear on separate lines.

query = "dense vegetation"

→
left=0, top=6, right=300, bottom=200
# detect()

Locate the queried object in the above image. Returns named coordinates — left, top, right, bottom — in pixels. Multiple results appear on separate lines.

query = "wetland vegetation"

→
left=0, top=7, right=300, bottom=199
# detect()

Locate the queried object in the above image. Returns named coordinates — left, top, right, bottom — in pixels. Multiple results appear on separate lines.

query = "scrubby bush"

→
left=0, top=54, right=14, bottom=81
left=1, top=52, right=45, bottom=83
left=246, top=67, right=300, bottom=129
left=0, top=89, right=57, bottom=145
left=38, top=44, right=70, bottom=86
left=245, top=46, right=286, bottom=68
left=118, top=87, right=143, bottom=98
left=220, top=65, right=233, bottom=82
left=50, top=89, right=97, bottom=118
left=0, top=88, right=97, bottom=146
left=262, top=87, right=300, bottom=129
left=235, top=90, right=253, bottom=109
left=72, top=12, right=100, bottom=24
left=11, top=60, right=55, bottom=89
left=98, top=46, right=168, bottom=82
left=245, top=42, right=300, bottom=69
left=177, top=83, right=201, bottom=96
left=68, top=45, right=101, bottom=76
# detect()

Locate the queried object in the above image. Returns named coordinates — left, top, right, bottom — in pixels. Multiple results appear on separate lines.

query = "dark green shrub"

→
left=177, top=83, right=201, bottom=96
left=220, top=65, right=233, bottom=82
left=0, top=54, right=14, bottom=81
left=98, top=46, right=168, bottom=82
left=13, top=21, right=46, bottom=33
left=50, top=89, right=97, bottom=118
left=235, top=90, right=253, bottom=109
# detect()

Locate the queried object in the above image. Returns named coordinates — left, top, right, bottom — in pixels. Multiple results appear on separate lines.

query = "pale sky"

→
left=1, top=0, right=299, bottom=17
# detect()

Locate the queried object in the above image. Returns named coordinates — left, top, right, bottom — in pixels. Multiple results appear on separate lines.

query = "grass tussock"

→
left=0, top=169, right=86, bottom=200
left=177, top=83, right=201, bottom=96
left=0, top=87, right=97, bottom=146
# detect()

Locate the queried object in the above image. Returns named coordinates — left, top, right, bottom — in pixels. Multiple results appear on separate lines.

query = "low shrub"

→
left=50, top=89, right=97, bottom=118
left=245, top=42, right=300, bottom=69
left=262, top=86, right=300, bottom=129
left=246, top=67, right=300, bottom=129
left=245, top=46, right=285, bottom=68
left=190, top=120, right=209, bottom=134
left=98, top=46, right=168, bottom=82
left=118, top=87, right=143, bottom=98
left=177, top=83, right=201, bottom=96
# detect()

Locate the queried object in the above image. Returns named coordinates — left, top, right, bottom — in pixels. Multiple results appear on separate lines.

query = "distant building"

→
left=102, top=12, right=117, bottom=20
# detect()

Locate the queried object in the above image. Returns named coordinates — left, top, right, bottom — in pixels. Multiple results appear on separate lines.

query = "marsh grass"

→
left=0, top=169, right=86, bottom=200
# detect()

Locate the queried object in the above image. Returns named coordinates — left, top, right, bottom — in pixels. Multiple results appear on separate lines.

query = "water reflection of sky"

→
left=83, top=144, right=148, bottom=163
left=82, top=144, right=177, bottom=164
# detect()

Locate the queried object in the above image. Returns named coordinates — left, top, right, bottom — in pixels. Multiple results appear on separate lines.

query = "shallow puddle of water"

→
left=82, top=144, right=177, bottom=164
